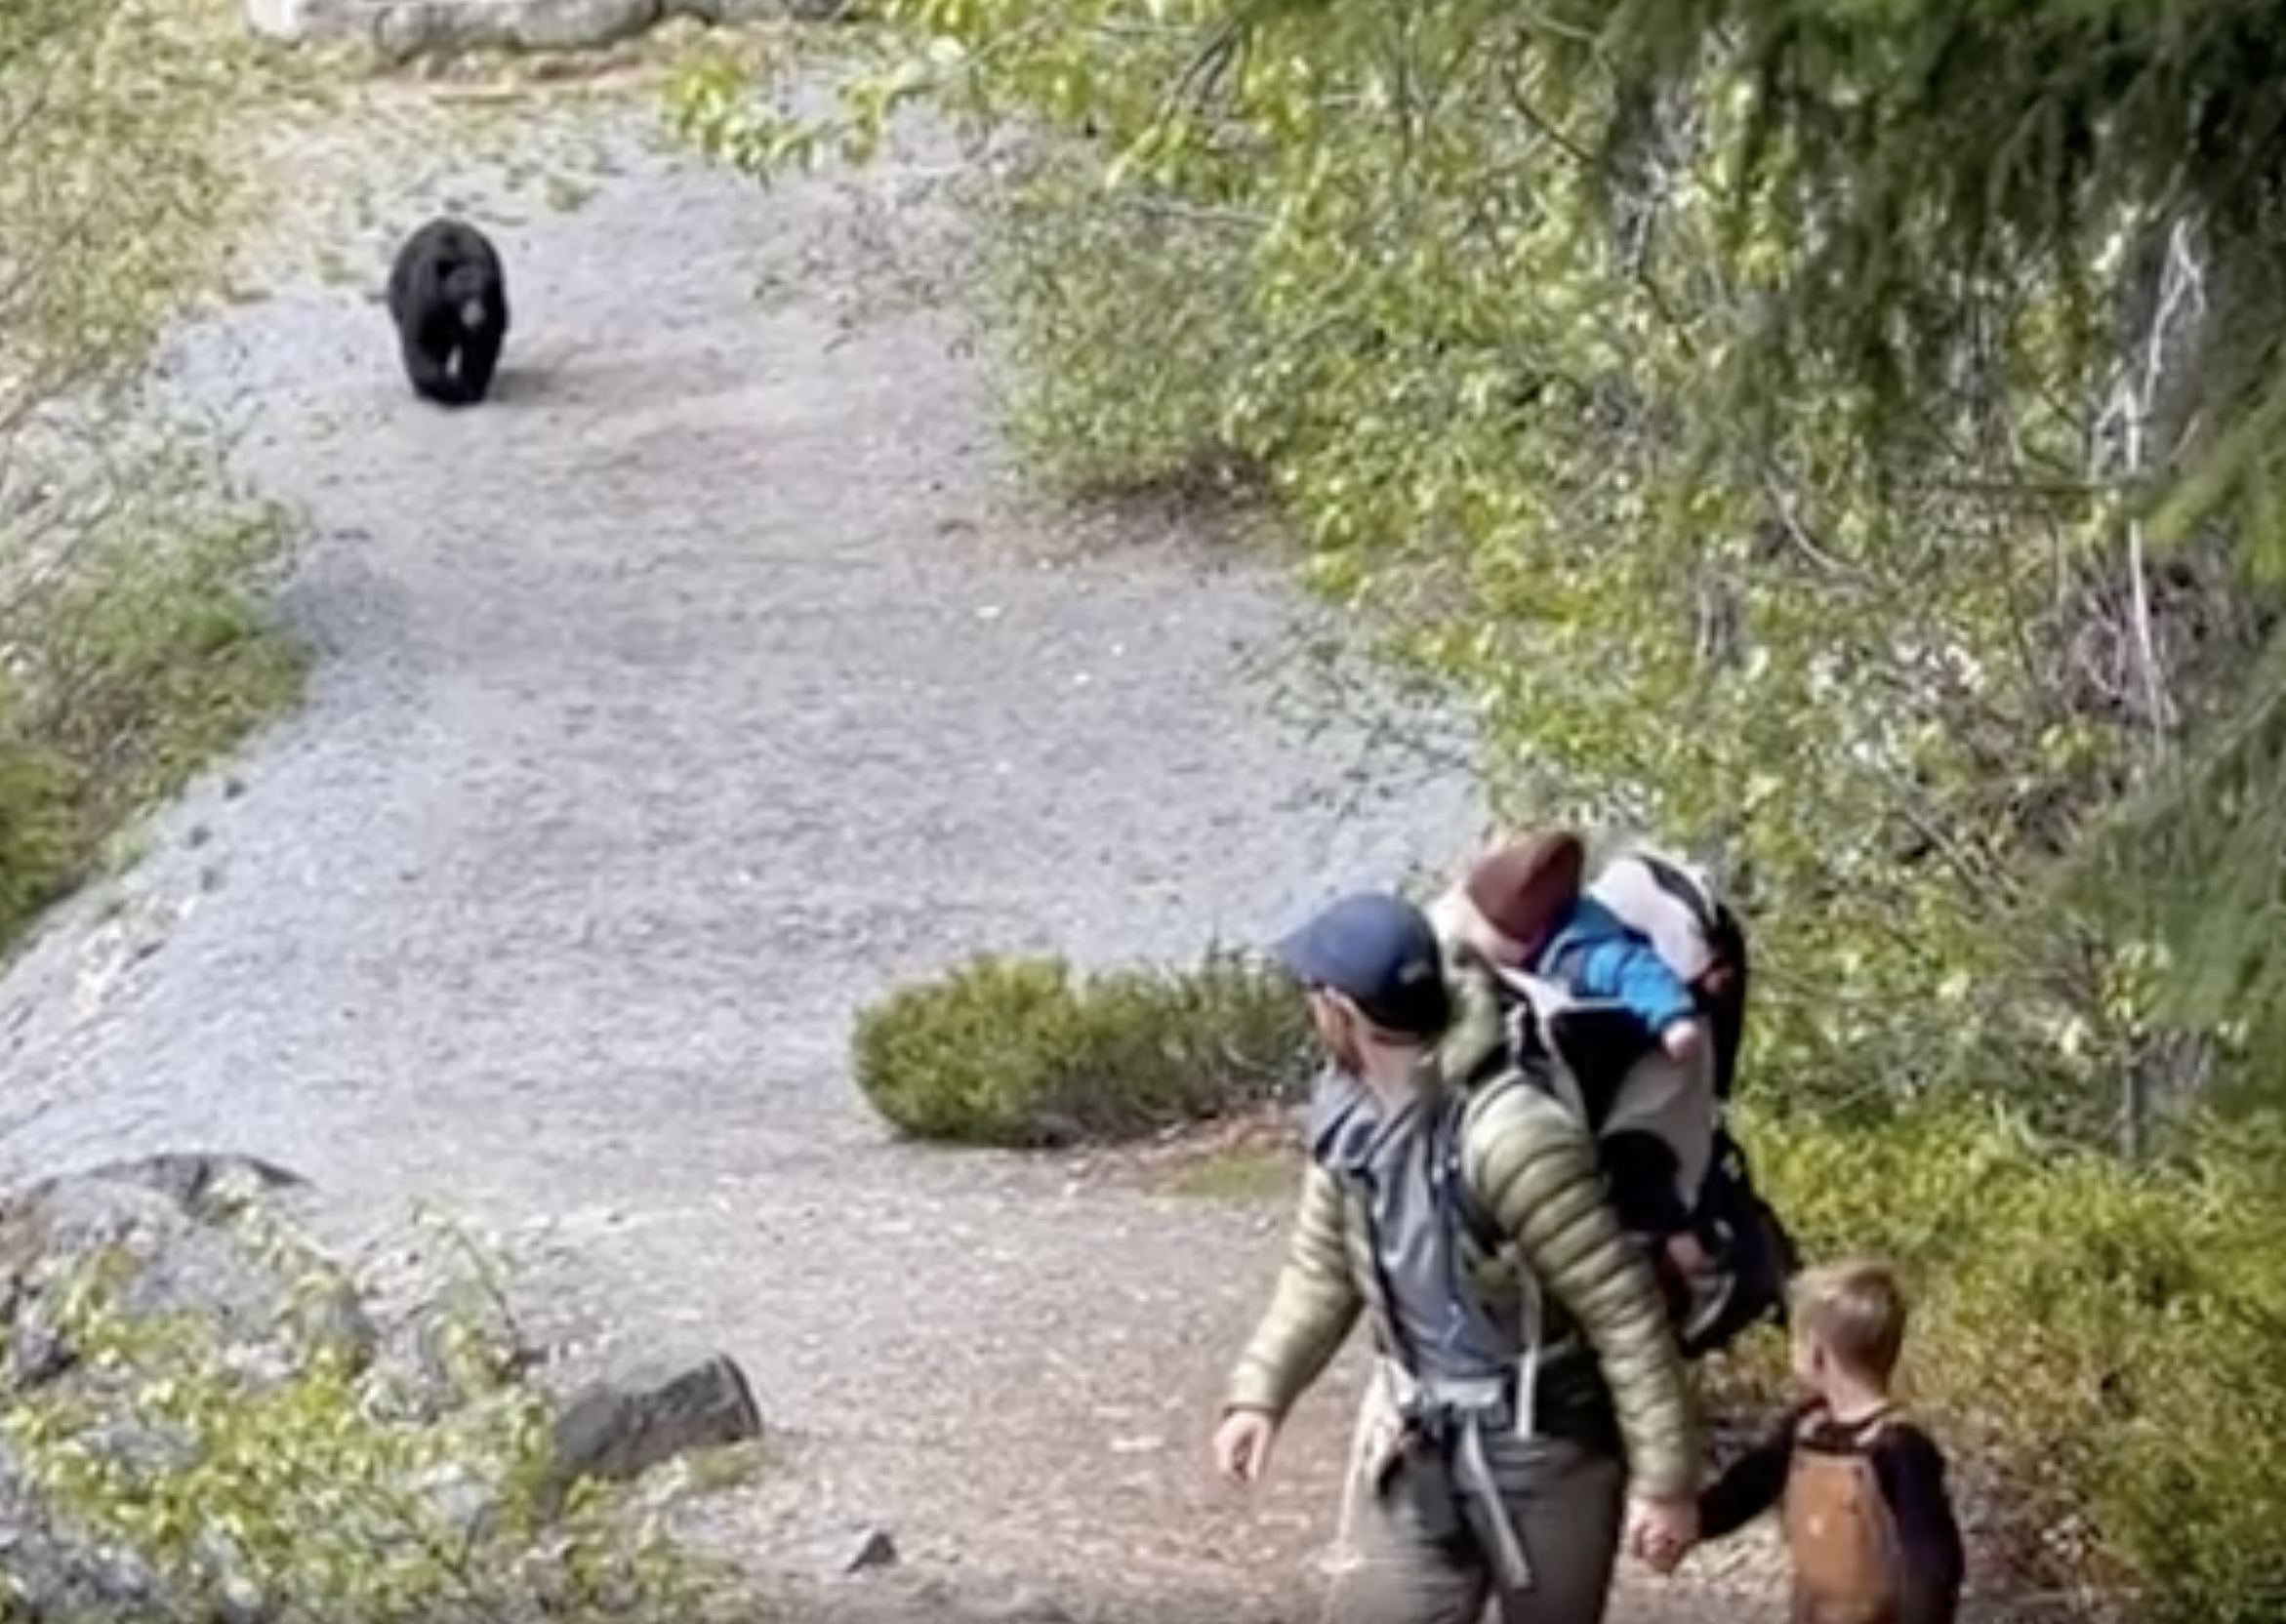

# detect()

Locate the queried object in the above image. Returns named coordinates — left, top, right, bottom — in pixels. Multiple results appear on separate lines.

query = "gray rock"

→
left=956, top=1586, right=1077, bottom=1624
left=0, top=1431, right=306, bottom=1621
left=245, top=0, right=842, bottom=52
left=814, top=1574, right=1078, bottom=1624
left=541, top=1351, right=762, bottom=1510
left=53, top=1152, right=306, bottom=1222
left=0, top=1438, right=167, bottom=1623
left=407, top=1459, right=504, bottom=1548
left=0, top=1165, right=484, bottom=1619
left=837, top=1524, right=898, bottom=1573
left=0, top=1169, right=707, bottom=1620
left=217, top=1571, right=274, bottom=1624
left=6, top=1316, right=73, bottom=1389
left=371, top=2, right=510, bottom=59
left=448, top=0, right=661, bottom=54
left=241, top=0, right=333, bottom=39
left=670, top=0, right=853, bottom=20
left=0, top=1171, right=375, bottom=1391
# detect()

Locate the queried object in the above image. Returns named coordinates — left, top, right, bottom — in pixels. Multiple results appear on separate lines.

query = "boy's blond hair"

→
left=1791, top=1258, right=1909, bottom=1383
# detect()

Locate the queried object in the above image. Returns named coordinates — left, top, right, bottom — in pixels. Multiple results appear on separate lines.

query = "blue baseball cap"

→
left=1273, top=892, right=1452, bottom=1037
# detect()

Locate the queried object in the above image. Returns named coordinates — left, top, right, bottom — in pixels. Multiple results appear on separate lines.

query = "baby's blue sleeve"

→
left=1571, top=936, right=1698, bottom=1034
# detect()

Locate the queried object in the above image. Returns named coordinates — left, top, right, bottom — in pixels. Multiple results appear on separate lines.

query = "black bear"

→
left=387, top=217, right=510, bottom=408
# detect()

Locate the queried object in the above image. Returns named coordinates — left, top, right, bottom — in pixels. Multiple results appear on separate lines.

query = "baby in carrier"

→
left=1430, top=829, right=1774, bottom=1355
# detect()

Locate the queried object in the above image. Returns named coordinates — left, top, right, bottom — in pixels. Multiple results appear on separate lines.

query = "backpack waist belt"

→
left=1375, top=1361, right=1535, bottom=1594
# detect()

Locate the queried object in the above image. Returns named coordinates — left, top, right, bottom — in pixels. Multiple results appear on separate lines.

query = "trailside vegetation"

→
left=852, top=950, right=1311, bottom=1146
left=0, top=0, right=306, bottom=954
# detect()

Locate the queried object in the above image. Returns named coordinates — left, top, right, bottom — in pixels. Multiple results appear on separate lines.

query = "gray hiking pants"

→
left=1323, top=1360, right=1626, bottom=1624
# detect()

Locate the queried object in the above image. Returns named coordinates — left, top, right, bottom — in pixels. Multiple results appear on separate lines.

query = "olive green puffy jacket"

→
left=1222, top=970, right=1699, bottom=1501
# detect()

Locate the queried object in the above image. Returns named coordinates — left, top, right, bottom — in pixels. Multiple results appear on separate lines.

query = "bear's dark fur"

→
left=387, top=217, right=510, bottom=408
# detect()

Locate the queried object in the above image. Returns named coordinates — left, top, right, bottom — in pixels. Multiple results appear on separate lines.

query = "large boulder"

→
left=0, top=1154, right=759, bottom=1619
left=0, top=1153, right=372, bottom=1390
left=0, top=1155, right=361, bottom=1618
left=244, top=0, right=853, bottom=55
left=42, top=1151, right=306, bottom=1217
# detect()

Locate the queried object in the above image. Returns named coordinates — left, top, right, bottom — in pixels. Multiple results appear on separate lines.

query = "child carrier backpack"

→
left=1585, top=845, right=1750, bottom=1100
left=1486, top=845, right=1800, bottom=1360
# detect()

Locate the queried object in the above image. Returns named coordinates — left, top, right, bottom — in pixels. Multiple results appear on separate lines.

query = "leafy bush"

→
left=851, top=948, right=1314, bottom=1146
left=4, top=1201, right=743, bottom=1623
left=1716, top=1102, right=2286, bottom=1624
left=0, top=435, right=303, bottom=952
left=0, top=737, right=81, bottom=933
left=965, top=147, right=1271, bottom=501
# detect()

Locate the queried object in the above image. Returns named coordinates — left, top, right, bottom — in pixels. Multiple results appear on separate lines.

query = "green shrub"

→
left=0, top=439, right=303, bottom=955
left=677, top=0, right=2278, bottom=1147
left=0, top=0, right=306, bottom=961
left=851, top=948, right=1314, bottom=1147
left=969, top=151, right=1272, bottom=501
left=0, top=736, right=81, bottom=933
left=1715, top=1101, right=2286, bottom=1623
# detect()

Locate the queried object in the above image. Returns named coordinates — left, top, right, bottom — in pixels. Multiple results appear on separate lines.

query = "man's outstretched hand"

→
left=1212, top=1408, right=1280, bottom=1485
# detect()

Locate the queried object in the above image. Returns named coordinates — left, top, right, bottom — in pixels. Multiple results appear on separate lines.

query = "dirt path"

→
left=0, top=77, right=1768, bottom=1624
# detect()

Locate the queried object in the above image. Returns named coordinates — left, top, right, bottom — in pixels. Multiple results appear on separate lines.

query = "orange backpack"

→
left=1780, top=1406, right=1906, bottom=1624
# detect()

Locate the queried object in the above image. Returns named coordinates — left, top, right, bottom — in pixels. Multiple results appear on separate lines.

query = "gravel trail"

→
left=0, top=85, right=1760, bottom=1624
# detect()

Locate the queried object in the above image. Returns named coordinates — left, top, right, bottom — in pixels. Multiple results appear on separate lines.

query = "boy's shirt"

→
left=1530, top=896, right=1699, bottom=1036
left=1699, top=1399, right=1966, bottom=1624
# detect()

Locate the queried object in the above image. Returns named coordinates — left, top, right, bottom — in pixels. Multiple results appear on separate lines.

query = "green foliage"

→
left=2062, top=630, right=2286, bottom=1105
left=1, top=0, right=270, bottom=419
left=673, top=2, right=2176, bottom=1131
left=851, top=949, right=1313, bottom=1146
left=4, top=1205, right=742, bottom=1622
left=0, top=737, right=82, bottom=932
left=0, top=0, right=307, bottom=956
left=0, top=437, right=305, bottom=954
left=1718, top=1101, right=2286, bottom=1622
left=1558, top=0, right=2286, bottom=575
left=967, top=149, right=1268, bottom=500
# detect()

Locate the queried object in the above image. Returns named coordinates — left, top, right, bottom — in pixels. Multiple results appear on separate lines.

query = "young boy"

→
left=1659, top=1258, right=1967, bottom=1624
